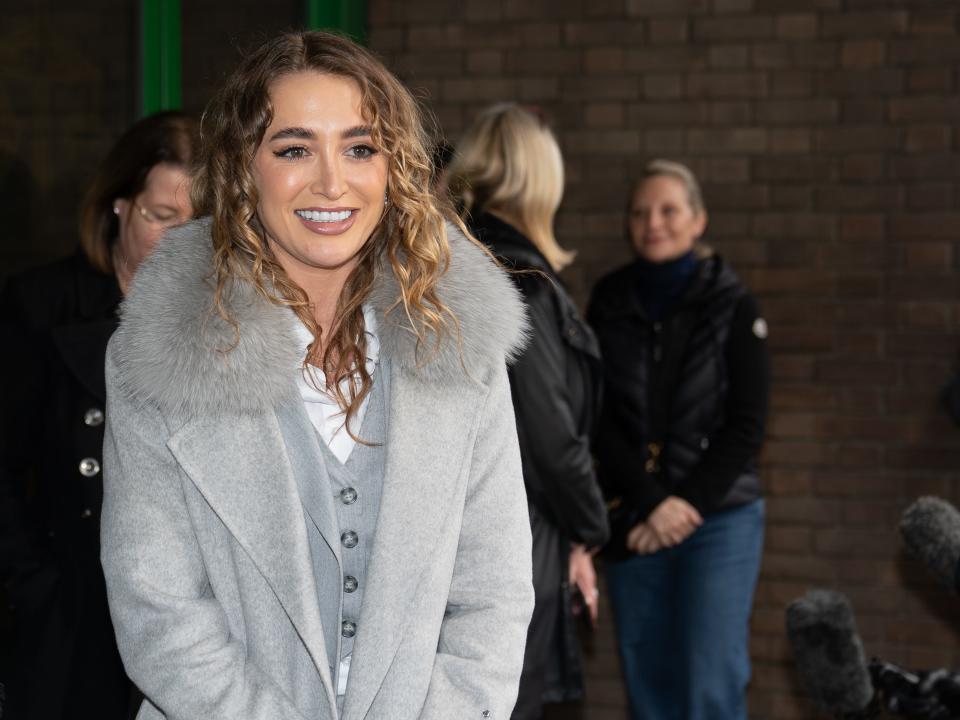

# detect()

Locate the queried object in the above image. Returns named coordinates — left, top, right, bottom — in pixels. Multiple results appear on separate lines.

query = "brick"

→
left=685, top=72, right=768, bottom=98
left=517, top=76, right=561, bottom=101
left=702, top=183, right=770, bottom=209
left=842, top=98, right=886, bottom=124
left=770, top=128, right=812, bottom=154
left=819, top=69, right=905, bottom=96
left=407, top=24, right=464, bottom=48
left=890, top=37, right=960, bottom=65
left=840, top=154, right=886, bottom=181
left=465, top=50, right=503, bottom=74
left=643, top=73, right=684, bottom=99
left=840, top=215, right=885, bottom=241
left=393, top=50, right=464, bottom=77
left=627, top=101, right=708, bottom=126
left=564, top=20, right=646, bottom=45
left=708, top=101, right=754, bottom=125
left=584, top=102, right=625, bottom=128
left=817, top=126, right=900, bottom=153
left=693, top=15, right=776, bottom=41
left=752, top=211, right=836, bottom=237
left=561, top=76, right=640, bottom=101
left=624, top=46, right=708, bottom=71
left=776, top=13, right=818, bottom=40
left=889, top=214, right=960, bottom=240
left=519, top=22, right=562, bottom=47
left=907, top=183, right=954, bottom=211
left=815, top=184, right=903, bottom=211
left=708, top=44, right=750, bottom=69
left=911, top=8, right=960, bottom=36
left=648, top=18, right=688, bottom=44
left=907, top=67, right=954, bottom=94
left=441, top=77, right=515, bottom=102
left=769, top=71, right=814, bottom=97
left=841, top=39, right=886, bottom=68
left=821, top=10, right=909, bottom=38
left=755, top=98, right=839, bottom=125
left=891, top=155, right=960, bottom=181
left=642, top=129, right=685, bottom=153
left=904, top=125, right=953, bottom=153
left=464, top=0, right=503, bottom=21
left=687, top=127, right=768, bottom=153
left=889, top=96, right=960, bottom=123
left=506, top=48, right=580, bottom=74
left=704, top=157, right=751, bottom=183
left=458, top=22, right=522, bottom=48
left=584, top=48, right=624, bottom=73
left=751, top=43, right=790, bottom=69
left=626, top=0, right=708, bottom=16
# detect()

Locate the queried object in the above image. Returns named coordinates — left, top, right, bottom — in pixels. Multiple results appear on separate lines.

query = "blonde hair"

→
left=446, top=103, right=574, bottom=272
left=191, top=30, right=454, bottom=435
left=637, top=158, right=705, bottom=216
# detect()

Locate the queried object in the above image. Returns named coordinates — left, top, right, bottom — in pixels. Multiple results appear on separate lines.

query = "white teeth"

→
left=297, top=210, right=352, bottom=222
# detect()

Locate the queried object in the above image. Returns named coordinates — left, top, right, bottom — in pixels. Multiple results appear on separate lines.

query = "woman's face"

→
left=114, top=162, right=192, bottom=274
left=629, top=175, right=707, bottom=264
left=252, top=71, right=389, bottom=292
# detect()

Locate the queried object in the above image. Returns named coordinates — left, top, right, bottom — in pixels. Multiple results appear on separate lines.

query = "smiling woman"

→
left=99, top=30, right=534, bottom=720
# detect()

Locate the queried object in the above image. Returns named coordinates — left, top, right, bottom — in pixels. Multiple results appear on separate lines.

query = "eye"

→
left=273, top=145, right=309, bottom=160
left=662, top=205, right=677, bottom=217
left=347, top=144, right=377, bottom=160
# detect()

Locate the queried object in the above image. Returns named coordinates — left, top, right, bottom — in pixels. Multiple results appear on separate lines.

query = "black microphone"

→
left=899, top=496, right=960, bottom=593
left=786, top=590, right=877, bottom=718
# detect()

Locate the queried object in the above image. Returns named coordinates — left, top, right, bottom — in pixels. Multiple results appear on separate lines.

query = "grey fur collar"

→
left=112, top=217, right=528, bottom=416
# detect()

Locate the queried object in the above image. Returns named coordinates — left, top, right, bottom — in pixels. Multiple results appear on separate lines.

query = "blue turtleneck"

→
left=634, top=249, right=699, bottom=321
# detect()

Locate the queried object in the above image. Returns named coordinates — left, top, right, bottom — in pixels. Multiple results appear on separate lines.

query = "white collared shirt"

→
left=293, top=305, right=379, bottom=464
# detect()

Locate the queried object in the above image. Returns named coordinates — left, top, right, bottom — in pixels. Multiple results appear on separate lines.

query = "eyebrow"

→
left=268, top=125, right=374, bottom=142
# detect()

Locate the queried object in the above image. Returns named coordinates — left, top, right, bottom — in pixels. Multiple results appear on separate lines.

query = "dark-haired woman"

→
left=588, top=159, right=769, bottom=720
left=0, top=111, right=197, bottom=720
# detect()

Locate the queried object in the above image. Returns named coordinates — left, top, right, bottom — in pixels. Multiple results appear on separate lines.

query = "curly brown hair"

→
left=192, top=30, right=456, bottom=435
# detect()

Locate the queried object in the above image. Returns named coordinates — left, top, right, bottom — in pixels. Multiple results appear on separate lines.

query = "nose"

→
left=310, top=152, right=347, bottom=200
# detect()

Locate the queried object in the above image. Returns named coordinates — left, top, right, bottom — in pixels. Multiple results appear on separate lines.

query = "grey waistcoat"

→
left=301, top=360, right=390, bottom=708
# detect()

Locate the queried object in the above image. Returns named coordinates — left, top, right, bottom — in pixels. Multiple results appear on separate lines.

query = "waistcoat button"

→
left=340, top=487, right=358, bottom=505
left=341, top=620, right=357, bottom=638
left=84, top=408, right=104, bottom=427
left=344, top=575, right=358, bottom=593
left=341, top=530, right=358, bottom=549
left=79, top=458, right=101, bottom=477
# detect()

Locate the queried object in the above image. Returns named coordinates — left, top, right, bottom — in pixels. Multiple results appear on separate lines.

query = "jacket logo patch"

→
left=752, top=318, right=768, bottom=339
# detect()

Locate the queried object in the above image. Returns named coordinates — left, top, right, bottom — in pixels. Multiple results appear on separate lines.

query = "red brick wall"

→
left=368, top=1, right=960, bottom=717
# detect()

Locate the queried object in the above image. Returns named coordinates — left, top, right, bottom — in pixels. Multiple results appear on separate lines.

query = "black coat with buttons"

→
left=468, top=212, right=609, bottom=711
left=0, top=252, right=133, bottom=720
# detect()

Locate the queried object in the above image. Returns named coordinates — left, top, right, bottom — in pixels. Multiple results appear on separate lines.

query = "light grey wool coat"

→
left=100, top=218, right=535, bottom=720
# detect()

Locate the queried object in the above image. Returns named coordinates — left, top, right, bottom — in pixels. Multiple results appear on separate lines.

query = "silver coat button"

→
left=481, top=712, right=491, bottom=718
left=700, top=437, right=710, bottom=450
left=341, top=620, right=357, bottom=638
left=344, top=575, right=358, bottom=593
left=341, top=531, right=358, bottom=549
left=84, top=408, right=104, bottom=427
left=340, top=487, right=358, bottom=505
left=80, top=508, right=93, bottom=519
left=79, top=458, right=101, bottom=477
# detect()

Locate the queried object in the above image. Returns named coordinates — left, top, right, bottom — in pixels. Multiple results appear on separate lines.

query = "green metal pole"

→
left=141, top=0, right=182, bottom=116
left=305, top=0, right=367, bottom=44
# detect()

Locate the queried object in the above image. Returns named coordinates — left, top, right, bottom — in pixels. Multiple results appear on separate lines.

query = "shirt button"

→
left=341, top=531, right=358, bottom=549
left=344, top=575, right=358, bottom=593
left=84, top=408, right=104, bottom=427
left=78, top=458, right=101, bottom=477
left=340, top=487, right=358, bottom=505
left=341, top=620, right=357, bottom=638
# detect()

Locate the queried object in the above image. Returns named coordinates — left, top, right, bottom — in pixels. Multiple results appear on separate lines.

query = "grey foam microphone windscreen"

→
left=786, top=590, right=875, bottom=716
left=899, top=496, right=960, bottom=593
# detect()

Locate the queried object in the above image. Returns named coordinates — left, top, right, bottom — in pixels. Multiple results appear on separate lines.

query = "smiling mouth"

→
left=295, top=209, right=354, bottom=222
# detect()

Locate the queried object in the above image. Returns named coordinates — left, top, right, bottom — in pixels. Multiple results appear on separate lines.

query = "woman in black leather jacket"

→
left=588, top=159, right=769, bottom=720
left=447, top=103, right=609, bottom=719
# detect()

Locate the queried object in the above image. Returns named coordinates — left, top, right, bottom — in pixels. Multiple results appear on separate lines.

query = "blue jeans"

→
left=605, top=499, right=765, bottom=720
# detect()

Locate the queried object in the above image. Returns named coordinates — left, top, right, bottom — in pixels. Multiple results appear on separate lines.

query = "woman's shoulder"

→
left=110, top=218, right=301, bottom=417
left=372, top=220, right=530, bottom=385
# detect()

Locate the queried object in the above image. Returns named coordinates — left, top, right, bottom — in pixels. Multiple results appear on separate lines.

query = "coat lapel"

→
left=51, top=318, right=118, bottom=401
left=341, top=362, right=486, bottom=720
left=166, top=409, right=337, bottom=710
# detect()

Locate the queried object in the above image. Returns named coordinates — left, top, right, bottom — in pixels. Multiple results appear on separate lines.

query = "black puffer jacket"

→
left=588, top=252, right=769, bottom=559
left=468, top=212, right=608, bottom=708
